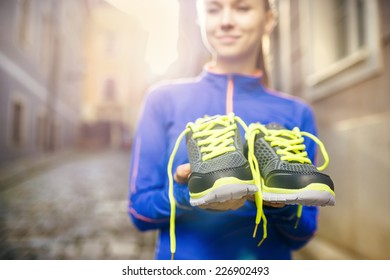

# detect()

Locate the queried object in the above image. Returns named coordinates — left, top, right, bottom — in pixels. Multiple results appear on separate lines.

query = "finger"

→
left=229, top=197, right=246, bottom=210
left=198, top=197, right=247, bottom=211
left=174, top=163, right=191, bottom=184
left=263, top=201, right=285, bottom=208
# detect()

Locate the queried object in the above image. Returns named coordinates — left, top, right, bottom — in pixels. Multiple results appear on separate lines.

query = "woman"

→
left=128, top=0, right=318, bottom=260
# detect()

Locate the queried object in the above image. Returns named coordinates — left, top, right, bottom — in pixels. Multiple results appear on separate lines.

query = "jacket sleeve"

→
left=265, top=205, right=318, bottom=250
left=265, top=104, right=320, bottom=250
left=128, top=89, right=192, bottom=231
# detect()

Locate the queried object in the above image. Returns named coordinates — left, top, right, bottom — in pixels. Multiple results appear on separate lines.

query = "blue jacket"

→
left=128, top=68, right=319, bottom=260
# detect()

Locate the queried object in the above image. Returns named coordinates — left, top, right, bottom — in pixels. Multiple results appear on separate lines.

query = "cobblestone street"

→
left=0, top=150, right=156, bottom=260
left=0, top=149, right=363, bottom=261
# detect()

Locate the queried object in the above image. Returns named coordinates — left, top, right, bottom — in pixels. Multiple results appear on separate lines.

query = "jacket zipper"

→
left=226, top=75, right=234, bottom=114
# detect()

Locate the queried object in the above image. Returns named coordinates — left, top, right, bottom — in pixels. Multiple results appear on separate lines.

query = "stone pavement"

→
left=0, top=149, right=156, bottom=260
left=0, top=149, right=358, bottom=260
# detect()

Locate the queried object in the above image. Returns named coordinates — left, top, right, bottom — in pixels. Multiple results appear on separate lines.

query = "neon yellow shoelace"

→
left=167, top=114, right=265, bottom=259
left=259, top=125, right=329, bottom=171
left=191, top=115, right=238, bottom=161
left=246, top=128, right=268, bottom=246
left=247, top=123, right=330, bottom=229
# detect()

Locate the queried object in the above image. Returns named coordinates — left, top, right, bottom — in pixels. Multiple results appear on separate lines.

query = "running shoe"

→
left=246, top=123, right=335, bottom=206
left=169, top=113, right=258, bottom=207
left=186, top=114, right=258, bottom=206
left=167, top=113, right=266, bottom=259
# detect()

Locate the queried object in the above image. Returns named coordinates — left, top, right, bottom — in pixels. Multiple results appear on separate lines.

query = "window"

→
left=36, top=113, right=47, bottom=149
left=105, top=32, right=116, bottom=55
left=18, top=0, right=32, bottom=48
left=40, top=14, right=52, bottom=72
left=11, top=102, right=24, bottom=147
left=300, top=0, right=382, bottom=100
left=103, top=79, right=117, bottom=101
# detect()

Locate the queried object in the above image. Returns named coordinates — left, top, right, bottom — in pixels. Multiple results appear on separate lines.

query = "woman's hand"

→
left=246, top=194, right=285, bottom=208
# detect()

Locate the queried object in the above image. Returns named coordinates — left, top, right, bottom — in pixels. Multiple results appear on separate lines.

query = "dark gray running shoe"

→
left=246, top=123, right=335, bottom=206
left=184, top=114, right=257, bottom=206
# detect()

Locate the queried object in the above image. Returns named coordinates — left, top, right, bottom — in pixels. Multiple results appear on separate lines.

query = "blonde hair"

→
left=260, top=0, right=277, bottom=87
left=265, top=0, right=277, bottom=17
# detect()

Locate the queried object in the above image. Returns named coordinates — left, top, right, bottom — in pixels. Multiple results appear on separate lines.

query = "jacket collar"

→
left=200, top=63, right=265, bottom=93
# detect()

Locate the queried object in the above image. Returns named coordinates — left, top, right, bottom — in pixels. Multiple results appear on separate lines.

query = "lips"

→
left=216, top=35, right=241, bottom=44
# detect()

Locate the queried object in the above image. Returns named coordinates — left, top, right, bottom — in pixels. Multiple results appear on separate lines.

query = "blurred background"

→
left=0, top=0, right=388, bottom=260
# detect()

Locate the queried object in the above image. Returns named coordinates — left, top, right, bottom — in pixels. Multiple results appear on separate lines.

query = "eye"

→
left=205, top=2, right=221, bottom=15
left=236, top=5, right=251, bottom=12
left=206, top=6, right=220, bottom=14
left=207, top=8, right=218, bottom=14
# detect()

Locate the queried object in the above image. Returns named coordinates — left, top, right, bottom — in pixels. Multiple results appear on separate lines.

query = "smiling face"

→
left=198, top=0, right=269, bottom=64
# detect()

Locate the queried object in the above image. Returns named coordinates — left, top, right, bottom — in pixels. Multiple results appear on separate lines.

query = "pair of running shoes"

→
left=167, top=113, right=335, bottom=258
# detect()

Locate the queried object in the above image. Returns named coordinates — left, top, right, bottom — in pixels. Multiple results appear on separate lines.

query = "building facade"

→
left=269, top=0, right=389, bottom=259
left=81, top=2, right=148, bottom=149
left=0, top=0, right=89, bottom=165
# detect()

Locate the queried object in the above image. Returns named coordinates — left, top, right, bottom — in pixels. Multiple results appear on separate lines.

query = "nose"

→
left=221, top=8, right=234, bottom=30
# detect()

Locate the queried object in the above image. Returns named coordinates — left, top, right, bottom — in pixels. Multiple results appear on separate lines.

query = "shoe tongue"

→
left=265, top=123, right=303, bottom=149
left=266, top=122, right=286, bottom=130
left=195, top=115, right=225, bottom=127
left=265, top=123, right=292, bottom=140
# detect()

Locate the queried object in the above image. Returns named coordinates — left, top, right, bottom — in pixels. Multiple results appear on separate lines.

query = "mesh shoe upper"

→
left=185, top=114, right=253, bottom=194
left=248, top=123, right=334, bottom=191
left=186, top=129, right=246, bottom=174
